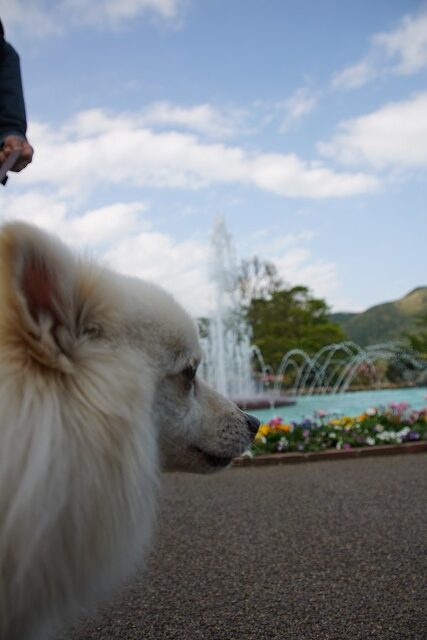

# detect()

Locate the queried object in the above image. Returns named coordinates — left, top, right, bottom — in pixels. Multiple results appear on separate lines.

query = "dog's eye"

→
left=182, top=365, right=197, bottom=383
left=83, top=324, right=101, bottom=339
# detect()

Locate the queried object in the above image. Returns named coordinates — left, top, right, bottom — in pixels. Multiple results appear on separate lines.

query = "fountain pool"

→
left=252, top=386, right=427, bottom=422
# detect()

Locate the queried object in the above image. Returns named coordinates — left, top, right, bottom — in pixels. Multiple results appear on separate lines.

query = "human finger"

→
left=10, top=142, right=34, bottom=172
left=3, top=135, right=26, bottom=152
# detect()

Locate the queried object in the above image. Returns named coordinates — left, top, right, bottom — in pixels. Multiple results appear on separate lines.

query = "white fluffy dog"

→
left=0, top=222, right=259, bottom=640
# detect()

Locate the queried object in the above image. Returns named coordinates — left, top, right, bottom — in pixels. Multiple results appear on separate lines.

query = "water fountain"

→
left=200, top=218, right=426, bottom=407
left=273, top=341, right=425, bottom=395
left=200, top=217, right=295, bottom=409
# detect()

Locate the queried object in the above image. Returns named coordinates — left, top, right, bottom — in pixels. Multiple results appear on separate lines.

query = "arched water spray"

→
left=274, top=349, right=315, bottom=393
left=271, top=341, right=425, bottom=395
left=307, top=342, right=364, bottom=395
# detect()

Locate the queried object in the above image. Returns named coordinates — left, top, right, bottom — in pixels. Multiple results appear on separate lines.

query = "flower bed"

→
left=252, top=402, right=427, bottom=456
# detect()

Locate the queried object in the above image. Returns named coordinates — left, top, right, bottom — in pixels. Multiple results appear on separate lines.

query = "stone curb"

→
left=233, top=440, right=427, bottom=466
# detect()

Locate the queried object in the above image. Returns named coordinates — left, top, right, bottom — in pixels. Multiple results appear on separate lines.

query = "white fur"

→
left=0, top=222, right=254, bottom=639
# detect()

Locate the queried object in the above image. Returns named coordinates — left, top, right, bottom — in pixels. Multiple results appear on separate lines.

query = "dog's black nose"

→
left=245, top=413, right=260, bottom=437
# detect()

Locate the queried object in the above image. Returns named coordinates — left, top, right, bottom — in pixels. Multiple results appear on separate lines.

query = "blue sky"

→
left=1, top=0, right=426, bottom=316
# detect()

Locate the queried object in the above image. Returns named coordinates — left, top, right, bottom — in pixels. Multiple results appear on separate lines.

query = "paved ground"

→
left=64, top=454, right=427, bottom=640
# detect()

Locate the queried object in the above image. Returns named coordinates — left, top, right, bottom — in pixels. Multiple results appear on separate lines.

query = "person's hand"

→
left=0, top=135, right=33, bottom=172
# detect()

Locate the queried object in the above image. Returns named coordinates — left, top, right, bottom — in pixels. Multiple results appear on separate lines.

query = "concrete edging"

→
left=233, top=440, right=427, bottom=466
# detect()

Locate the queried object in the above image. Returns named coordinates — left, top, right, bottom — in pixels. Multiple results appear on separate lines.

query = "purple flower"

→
left=402, top=431, right=420, bottom=442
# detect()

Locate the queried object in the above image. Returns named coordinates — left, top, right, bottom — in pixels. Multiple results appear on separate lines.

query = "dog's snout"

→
left=245, top=413, right=260, bottom=437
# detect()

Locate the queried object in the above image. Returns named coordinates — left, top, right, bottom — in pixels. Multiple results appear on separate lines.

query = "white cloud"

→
left=105, top=232, right=213, bottom=316
left=0, top=188, right=347, bottom=316
left=318, top=92, right=427, bottom=169
left=62, top=0, right=184, bottom=27
left=0, top=190, right=69, bottom=230
left=250, top=153, right=377, bottom=198
left=0, top=99, right=383, bottom=320
left=247, top=231, right=340, bottom=305
left=0, top=190, right=211, bottom=315
left=250, top=230, right=316, bottom=255
left=0, top=1, right=61, bottom=37
left=24, top=108, right=378, bottom=200
left=274, top=248, right=339, bottom=302
left=332, top=11, right=427, bottom=89
left=1, top=0, right=186, bottom=36
left=66, top=202, right=150, bottom=247
left=279, top=88, right=318, bottom=132
left=0, top=192, right=149, bottom=248
left=373, top=11, right=427, bottom=75
left=140, top=102, right=246, bottom=139
left=331, top=60, right=376, bottom=90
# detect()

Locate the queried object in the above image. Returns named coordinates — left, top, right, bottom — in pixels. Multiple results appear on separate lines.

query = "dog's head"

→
left=144, top=304, right=260, bottom=472
left=0, top=222, right=258, bottom=473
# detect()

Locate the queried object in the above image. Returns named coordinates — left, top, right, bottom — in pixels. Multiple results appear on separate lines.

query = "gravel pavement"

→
left=63, top=454, right=427, bottom=640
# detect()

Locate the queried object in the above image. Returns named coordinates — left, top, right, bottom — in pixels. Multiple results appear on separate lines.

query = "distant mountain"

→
left=330, top=287, right=427, bottom=346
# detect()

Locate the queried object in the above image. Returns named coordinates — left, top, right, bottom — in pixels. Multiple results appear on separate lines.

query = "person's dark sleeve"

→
left=0, top=24, right=28, bottom=145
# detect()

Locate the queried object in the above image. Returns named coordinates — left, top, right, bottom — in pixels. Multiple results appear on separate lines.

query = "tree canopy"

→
left=236, top=256, right=283, bottom=307
left=246, top=284, right=347, bottom=370
left=405, top=313, right=427, bottom=356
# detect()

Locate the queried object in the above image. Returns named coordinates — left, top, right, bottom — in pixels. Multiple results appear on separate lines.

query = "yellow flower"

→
left=258, top=424, right=271, bottom=436
left=254, top=432, right=266, bottom=442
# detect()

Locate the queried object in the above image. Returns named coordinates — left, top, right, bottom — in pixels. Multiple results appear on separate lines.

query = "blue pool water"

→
left=252, top=387, right=427, bottom=423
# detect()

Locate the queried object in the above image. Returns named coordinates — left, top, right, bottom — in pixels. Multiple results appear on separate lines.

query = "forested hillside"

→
left=330, top=287, right=427, bottom=346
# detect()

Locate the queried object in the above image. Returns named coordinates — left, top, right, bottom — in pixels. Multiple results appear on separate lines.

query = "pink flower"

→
left=389, top=402, right=409, bottom=414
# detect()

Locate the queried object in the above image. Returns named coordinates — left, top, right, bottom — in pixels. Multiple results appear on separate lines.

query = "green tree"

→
left=405, top=313, right=427, bottom=355
left=246, top=285, right=347, bottom=370
left=236, top=256, right=283, bottom=307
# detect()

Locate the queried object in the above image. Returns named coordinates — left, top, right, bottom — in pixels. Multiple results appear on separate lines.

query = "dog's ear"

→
left=0, top=222, right=78, bottom=371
